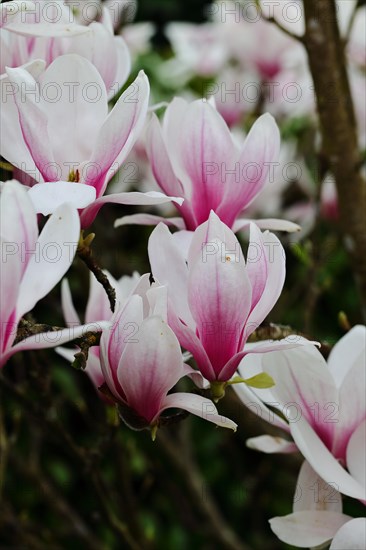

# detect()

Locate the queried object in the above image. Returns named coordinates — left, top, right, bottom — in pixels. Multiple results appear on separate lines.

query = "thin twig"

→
left=77, top=233, right=116, bottom=313
left=158, top=427, right=251, bottom=550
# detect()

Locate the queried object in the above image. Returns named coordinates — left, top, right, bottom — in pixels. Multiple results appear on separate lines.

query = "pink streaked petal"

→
left=28, top=182, right=96, bottom=215
left=87, top=71, right=150, bottom=196
left=246, top=225, right=286, bottom=332
left=159, top=392, right=237, bottom=430
left=263, top=346, right=338, bottom=449
left=168, top=308, right=216, bottom=382
left=218, top=336, right=318, bottom=382
left=117, top=316, right=184, bottom=423
left=176, top=100, right=235, bottom=224
left=246, top=435, right=297, bottom=453
left=0, top=180, right=38, bottom=271
left=233, top=217, right=301, bottom=233
left=218, top=113, right=280, bottom=227
left=269, top=511, right=352, bottom=548
left=293, top=460, right=343, bottom=513
left=61, top=279, right=80, bottom=327
left=79, top=191, right=183, bottom=228
left=16, top=203, right=80, bottom=320
left=187, top=218, right=252, bottom=377
left=148, top=223, right=193, bottom=326
left=0, top=321, right=110, bottom=369
left=328, top=325, right=366, bottom=388
left=114, top=213, right=186, bottom=230
left=5, top=66, right=57, bottom=181
left=6, top=23, right=91, bottom=37
left=330, top=518, right=366, bottom=550
left=333, top=357, right=366, bottom=460
left=290, top=416, right=366, bottom=501
left=346, top=419, right=366, bottom=488
left=38, top=54, right=108, bottom=174
left=0, top=60, right=45, bottom=181
left=145, top=113, right=185, bottom=198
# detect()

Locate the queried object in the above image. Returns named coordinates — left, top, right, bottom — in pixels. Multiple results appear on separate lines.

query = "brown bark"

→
left=303, top=0, right=366, bottom=318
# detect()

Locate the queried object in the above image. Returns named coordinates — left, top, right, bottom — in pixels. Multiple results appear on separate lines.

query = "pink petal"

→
left=187, top=213, right=252, bottom=379
left=263, top=346, right=338, bottom=450
left=328, top=325, right=366, bottom=387
left=80, top=191, right=183, bottom=228
left=346, top=419, right=366, bottom=488
left=16, top=202, right=80, bottom=319
left=38, top=54, right=108, bottom=176
left=99, top=294, right=143, bottom=400
left=0, top=60, right=45, bottom=181
left=330, top=518, right=366, bottom=550
left=290, top=416, right=366, bottom=500
left=160, top=392, right=237, bottom=430
left=270, top=511, right=352, bottom=548
left=117, top=316, right=184, bottom=423
left=145, top=113, right=184, bottom=198
left=176, top=100, right=235, bottom=225
left=87, top=71, right=150, bottom=196
left=233, top=218, right=301, bottom=234
left=294, top=460, right=342, bottom=513
left=218, top=113, right=280, bottom=227
left=148, top=223, right=194, bottom=326
left=114, top=213, right=186, bottom=230
left=28, top=182, right=96, bottom=215
left=246, top=435, right=297, bottom=453
left=5, top=66, right=57, bottom=181
left=61, top=279, right=80, bottom=327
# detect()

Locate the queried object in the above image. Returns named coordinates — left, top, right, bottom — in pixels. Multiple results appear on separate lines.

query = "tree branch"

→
left=303, top=0, right=366, bottom=319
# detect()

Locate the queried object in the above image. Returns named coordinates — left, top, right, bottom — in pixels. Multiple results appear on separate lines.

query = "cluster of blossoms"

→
left=0, top=1, right=365, bottom=548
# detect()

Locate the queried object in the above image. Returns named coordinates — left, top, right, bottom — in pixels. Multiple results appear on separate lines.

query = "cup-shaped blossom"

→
left=0, top=55, right=183, bottom=227
left=148, top=211, right=292, bottom=391
left=99, top=283, right=237, bottom=434
left=235, top=326, right=366, bottom=501
left=115, top=97, right=299, bottom=233
left=0, top=180, right=107, bottom=367
left=144, top=98, right=280, bottom=229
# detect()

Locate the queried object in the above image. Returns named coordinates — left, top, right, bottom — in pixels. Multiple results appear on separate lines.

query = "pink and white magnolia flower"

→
left=1, top=0, right=130, bottom=97
left=99, top=278, right=237, bottom=435
left=0, top=181, right=107, bottom=368
left=270, top=458, right=366, bottom=549
left=115, top=97, right=299, bottom=233
left=58, top=270, right=141, bottom=390
left=235, top=326, right=366, bottom=501
left=0, top=55, right=183, bottom=227
left=148, top=211, right=306, bottom=392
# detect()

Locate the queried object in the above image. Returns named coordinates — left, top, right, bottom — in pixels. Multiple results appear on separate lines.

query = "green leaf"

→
left=242, top=373, right=275, bottom=389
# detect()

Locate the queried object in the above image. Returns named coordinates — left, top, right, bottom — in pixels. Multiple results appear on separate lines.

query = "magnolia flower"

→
left=99, top=278, right=237, bottom=436
left=148, top=211, right=308, bottom=398
left=0, top=55, right=183, bottom=227
left=58, top=270, right=141, bottom=389
left=115, top=98, right=299, bottom=233
left=270, top=458, right=366, bottom=549
left=1, top=0, right=130, bottom=97
left=0, top=181, right=107, bottom=368
left=234, top=326, right=366, bottom=500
